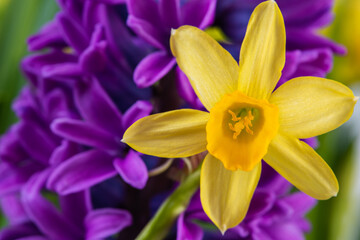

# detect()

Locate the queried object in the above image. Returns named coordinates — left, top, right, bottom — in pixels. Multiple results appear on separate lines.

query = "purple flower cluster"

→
left=0, top=0, right=340, bottom=239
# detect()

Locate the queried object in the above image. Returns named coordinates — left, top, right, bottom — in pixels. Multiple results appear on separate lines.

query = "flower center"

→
left=206, top=90, right=279, bottom=171
left=228, top=109, right=254, bottom=139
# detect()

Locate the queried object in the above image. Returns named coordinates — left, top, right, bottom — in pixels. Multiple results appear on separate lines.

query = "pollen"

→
left=228, top=110, right=254, bottom=139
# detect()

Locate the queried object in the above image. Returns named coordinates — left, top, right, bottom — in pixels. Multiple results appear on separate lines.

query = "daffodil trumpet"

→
left=123, top=0, right=357, bottom=233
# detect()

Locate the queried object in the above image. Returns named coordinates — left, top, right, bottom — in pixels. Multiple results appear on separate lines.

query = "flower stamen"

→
left=228, top=110, right=254, bottom=139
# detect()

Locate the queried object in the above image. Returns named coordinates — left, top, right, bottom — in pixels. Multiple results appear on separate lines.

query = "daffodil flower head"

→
left=123, top=0, right=357, bottom=233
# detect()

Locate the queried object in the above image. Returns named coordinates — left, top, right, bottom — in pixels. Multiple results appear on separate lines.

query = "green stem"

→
left=136, top=167, right=201, bottom=240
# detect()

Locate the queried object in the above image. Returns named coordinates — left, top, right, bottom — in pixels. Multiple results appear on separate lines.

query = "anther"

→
left=228, top=109, right=254, bottom=139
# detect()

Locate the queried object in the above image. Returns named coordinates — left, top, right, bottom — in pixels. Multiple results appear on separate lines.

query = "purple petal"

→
left=252, top=231, right=272, bottom=240
left=49, top=140, right=80, bottom=165
left=185, top=191, right=202, bottom=213
left=74, top=77, right=124, bottom=136
left=127, top=0, right=161, bottom=26
left=127, top=16, right=166, bottom=50
left=175, top=67, right=202, bottom=109
left=263, top=222, right=305, bottom=240
left=22, top=170, right=83, bottom=239
left=229, top=225, right=250, bottom=238
left=177, top=191, right=209, bottom=222
left=100, top=5, right=147, bottom=70
left=12, top=87, right=37, bottom=117
left=301, top=137, right=319, bottom=149
left=134, top=51, right=176, bottom=88
left=113, top=150, right=148, bottom=189
left=184, top=193, right=209, bottom=222
left=21, top=51, right=77, bottom=86
left=122, top=100, right=153, bottom=130
left=22, top=51, right=77, bottom=77
left=80, top=40, right=107, bottom=73
left=182, top=0, right=216, bottom=29
left=51, top=118, right=120, bottom=151
left=286, top=29, right=346, bottom=55
left=82, top=2, right=103, bottom=33
left=247, top=191, right=276, bottom=218
left=281, top=192, right=317, bottom=217
left=57, top=13, right=89, bottom=54
left=278, top=48, right=333, bottom=88
left=295, top=218, right=312, bottom=232
left=60, top=191, right=91, bottom=227
left=186, top=211, right=209, bottom=223
left=27, top=20, right=65, bottom=51
left=258, top=163, right=291, bottom=195
left=262, top=201, right=292, bottom=225
left=291, top=48, right=333, bottom=78
left=80, top=24, right=108, bottom=74
left=159, top=0, right=180, bottom=28
left=22, top=51, right=77, bottom=74
left=279, top=0, right=334, bottom=29
left=57, top=0, right=84, bottom=23
left=280, top=51, right=302, bottom=82
left=17, top=121, right=56, bottom=165
left=0, top=126, right=28, bottom=163
left=85, top=208, right=132, bottom=240
left=47, top=150, right=117, bottom=194
left=0, top=194, right=28, bottom=224
left=0, top=162, right=41, bottom=196
left=0, top=222, right=41, bottom=240
left=42, top=63, right=82, bottom=78
left=176, top=213, right=203, bottom=240
left=43, top=89, right=73, bottom=120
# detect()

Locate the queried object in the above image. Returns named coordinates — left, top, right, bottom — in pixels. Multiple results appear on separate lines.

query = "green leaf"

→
left=136, top=167, right=200, bottom=240
left=0, top=0, right=59, bottom=133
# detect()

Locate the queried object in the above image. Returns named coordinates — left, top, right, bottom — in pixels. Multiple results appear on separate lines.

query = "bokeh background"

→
left=0, top=0, right=359, bottom=239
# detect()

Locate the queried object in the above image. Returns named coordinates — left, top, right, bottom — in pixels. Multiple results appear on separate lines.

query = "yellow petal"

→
left=270, top=77, right=357, bottom=138
left=170, top=26, right=238, bottom=111
left=122, top=109, right=209, bottom=158
left=200, top=154, right=261, bottom=233
left=238, top=0, right=285, bottom=100
left=264, top=134, right=339, bottom=200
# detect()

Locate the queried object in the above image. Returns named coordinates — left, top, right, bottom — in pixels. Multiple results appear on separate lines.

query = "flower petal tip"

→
left=171, top=28, right=176, bottom=36
left=120, top=138, right=125, bottom=143
left=219, top=226, right=227, bottom=236
left=354, top=96, right=359, bottom=102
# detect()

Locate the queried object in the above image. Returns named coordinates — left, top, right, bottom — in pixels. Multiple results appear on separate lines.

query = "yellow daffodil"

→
left=123, top=0, right=358, bottom=233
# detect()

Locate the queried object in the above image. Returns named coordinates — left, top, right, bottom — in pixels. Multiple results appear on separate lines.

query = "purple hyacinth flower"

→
left=127, top=0, right=217, bottom=87
left=0, top=169, right=132, bottom=240
left=0, top=83, right=74, bottom=197
left=27, top=0, right=151, bottom=109
left=177, top=163, right=316, bottom=240
left=8, top=0, right=155, bottom=194
left=47, top=77, right=152, bottom=194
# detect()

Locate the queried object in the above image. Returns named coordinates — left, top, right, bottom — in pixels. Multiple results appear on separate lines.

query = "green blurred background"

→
left=0, top=0, right=59, bottom=228
left=0, top=0, right=359, bottom=239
